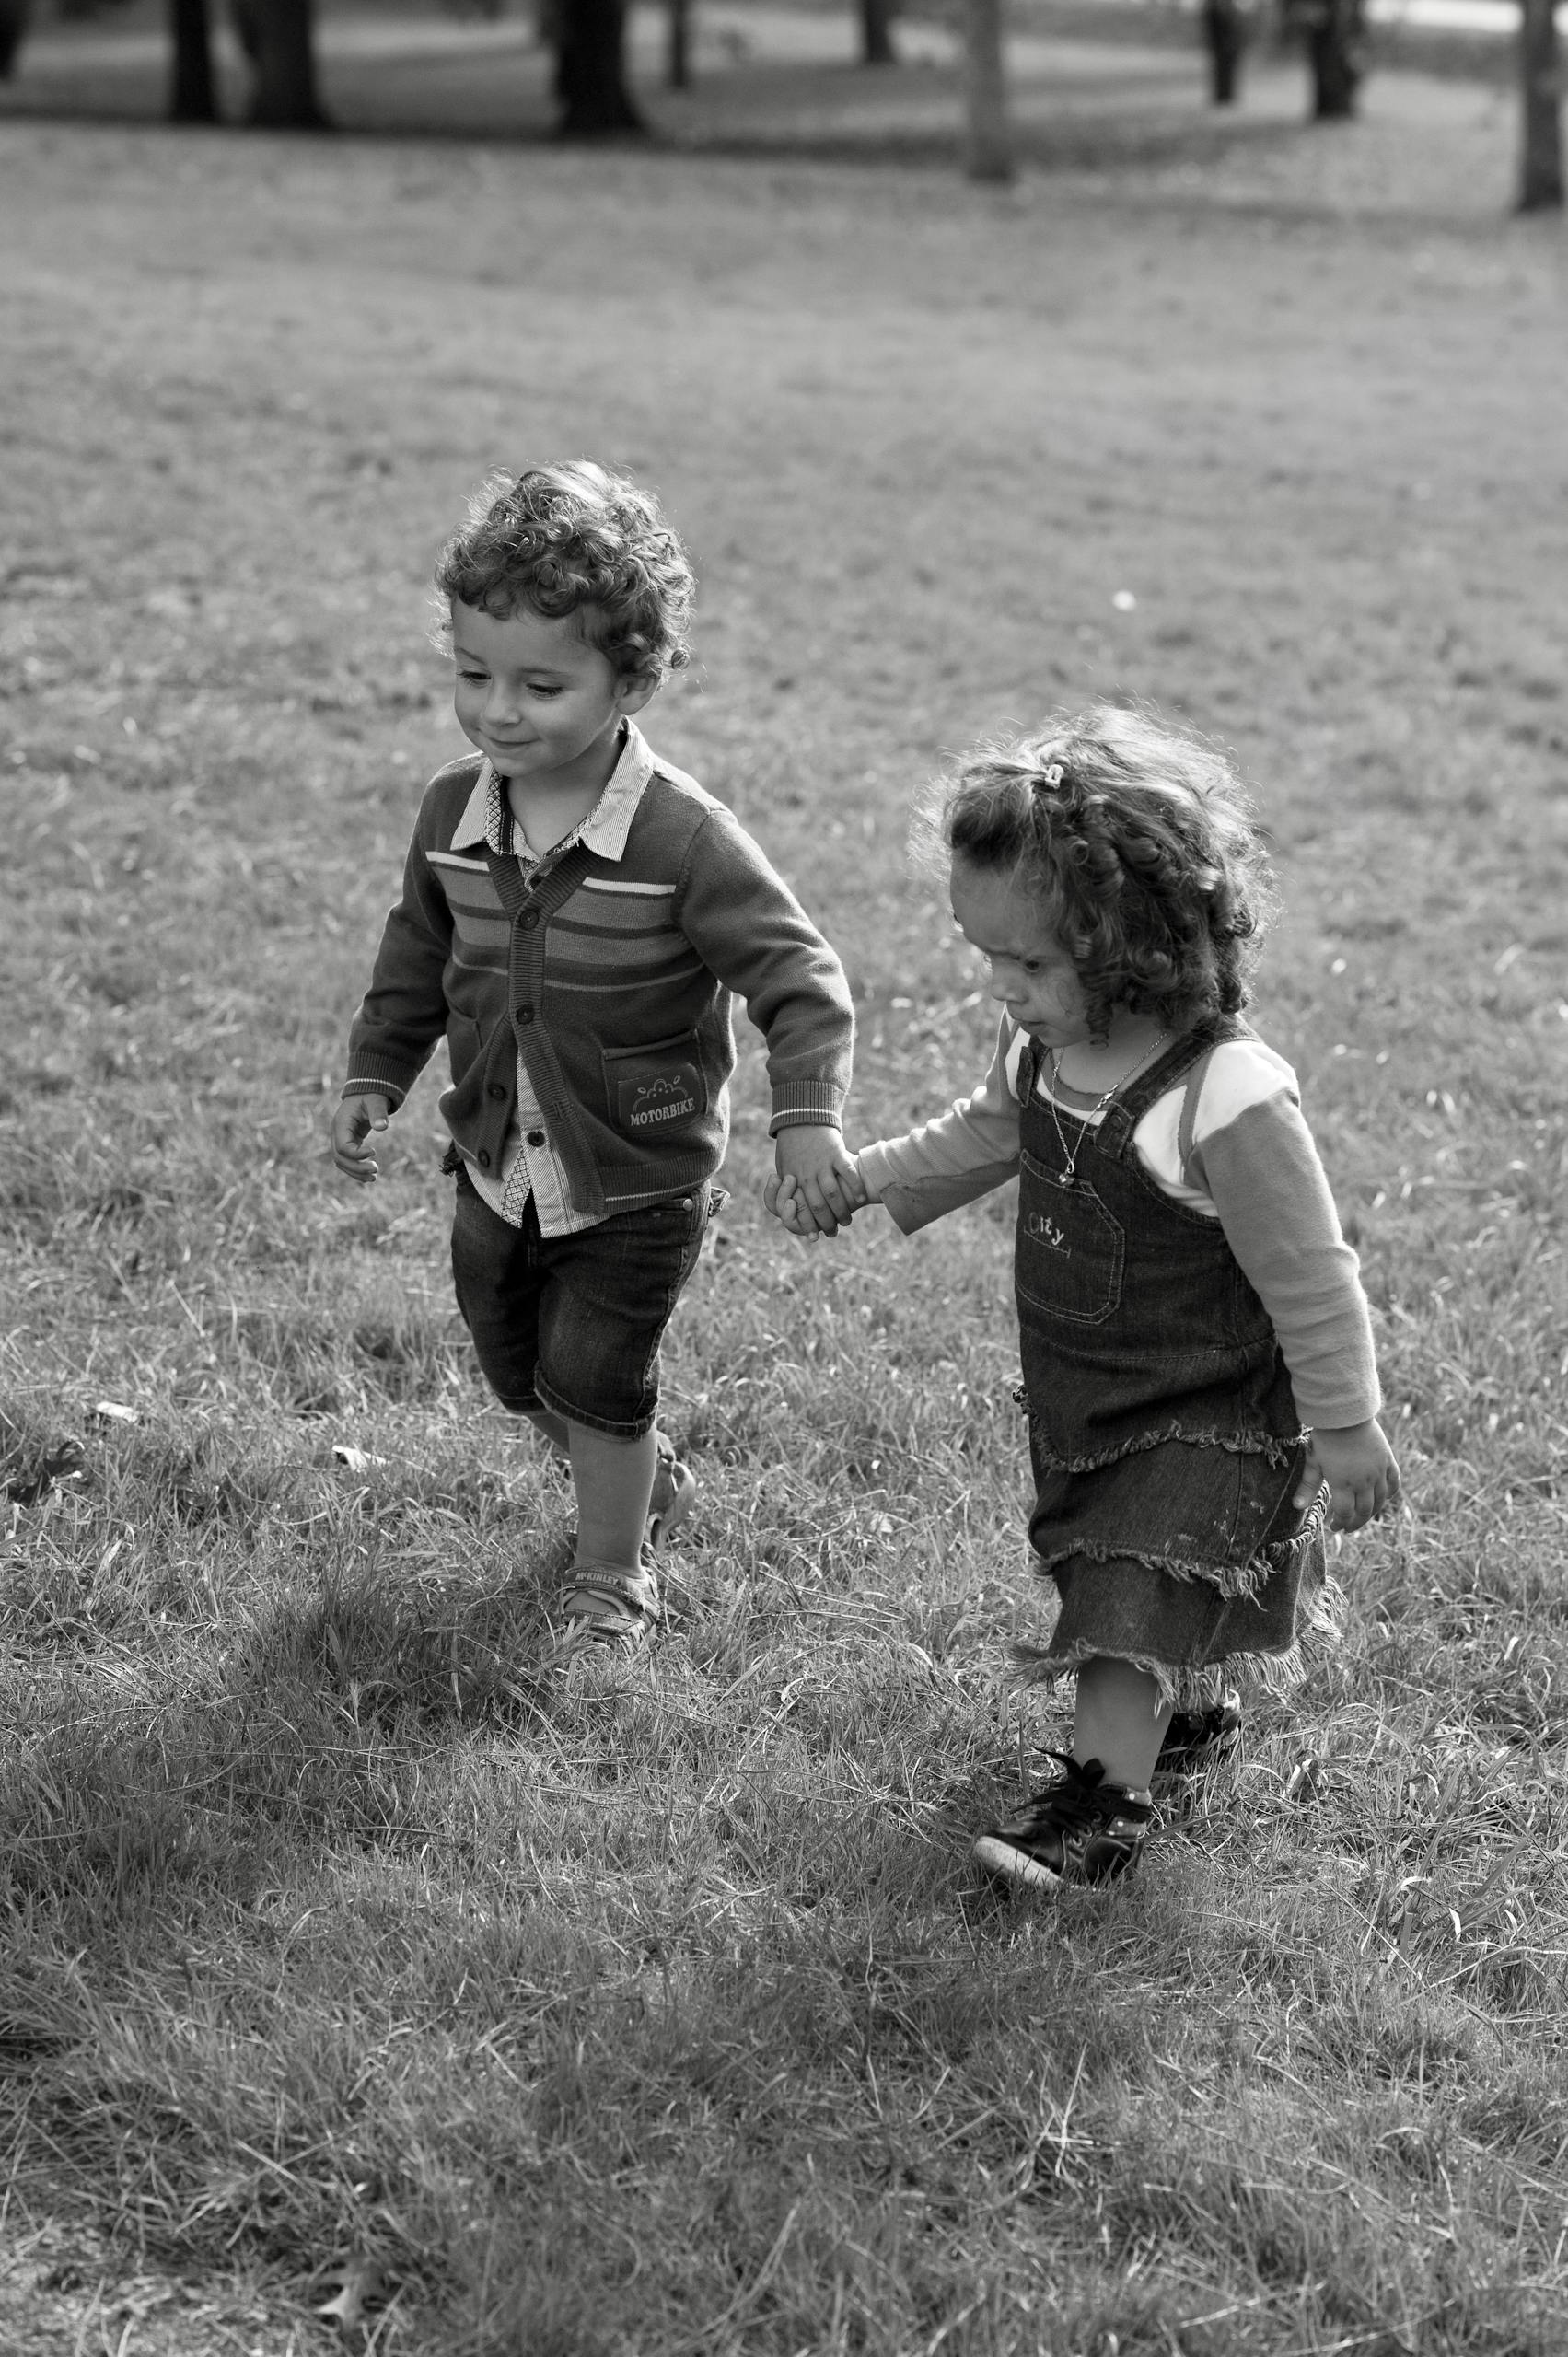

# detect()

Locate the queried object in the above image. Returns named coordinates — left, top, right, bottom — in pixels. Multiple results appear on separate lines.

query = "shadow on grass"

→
left=0, top=1564, right=1195, bottom=2343
left=0, top=47, right=1316, bottom=187
left=668, top=103, right=1300, bottom=179
left=0, top=1556, right=573, bottom=1940
left=0, top=74, right=1456, bottom=238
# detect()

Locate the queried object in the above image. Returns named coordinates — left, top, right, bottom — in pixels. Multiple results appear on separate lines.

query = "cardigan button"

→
left=477, top=1150, right=492, bottom=1169
left=527, top=1130, right=546, bottom=1148
left=515, top=1004, right=534, bottom=1025
left=487, top=1083, right=505, bottom=1101
left=519, top=911, right=540, bottom=930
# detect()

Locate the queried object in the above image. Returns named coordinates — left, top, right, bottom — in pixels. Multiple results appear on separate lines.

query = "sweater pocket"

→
left=601, top=1032, right=707, bottom=1140
left=446, top=1012, right=483, bottom=1094
left=440, top=1011, right=502, bottom=1139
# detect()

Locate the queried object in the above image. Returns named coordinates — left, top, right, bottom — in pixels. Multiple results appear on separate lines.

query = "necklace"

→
left=1043, top=1031, right=1169, bottom=1189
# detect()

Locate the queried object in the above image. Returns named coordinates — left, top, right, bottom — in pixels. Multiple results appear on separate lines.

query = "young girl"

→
left=772, top=706, right=1400, bottom=1889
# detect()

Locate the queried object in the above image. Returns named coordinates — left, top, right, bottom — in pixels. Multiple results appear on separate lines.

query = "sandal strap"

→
left=561, top=1562, right=657, bottom=1608
left=563, top=1584, right=648, bottom=1623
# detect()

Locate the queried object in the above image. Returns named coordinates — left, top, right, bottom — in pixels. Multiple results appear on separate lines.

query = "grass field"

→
left=2, top=17, right=1567, bottom=2354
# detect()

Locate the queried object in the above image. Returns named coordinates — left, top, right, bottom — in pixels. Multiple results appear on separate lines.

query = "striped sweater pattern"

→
left=345, top=750, right=854, bottom=1218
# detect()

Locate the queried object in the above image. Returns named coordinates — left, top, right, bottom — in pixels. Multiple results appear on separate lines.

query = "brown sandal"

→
left=555, top=1556, right=660, bottom=1656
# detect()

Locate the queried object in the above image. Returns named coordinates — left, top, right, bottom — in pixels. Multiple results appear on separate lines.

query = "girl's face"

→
left=949, top=855, right=1092, bottom=1048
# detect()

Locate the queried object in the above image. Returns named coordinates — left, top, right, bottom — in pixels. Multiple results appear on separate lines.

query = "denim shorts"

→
left=449, top=1167, right=712, bottom=1438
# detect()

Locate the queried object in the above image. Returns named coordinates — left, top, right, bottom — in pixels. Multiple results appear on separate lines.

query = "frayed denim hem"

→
left=1012, top=1573, right=1345, bottom=1713
left=1029, top=1419, right=1308, bottom=1478
left=1031, top=1494, right=1328, bottom=1606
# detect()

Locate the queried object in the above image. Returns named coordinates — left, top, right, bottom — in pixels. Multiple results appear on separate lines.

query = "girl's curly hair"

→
left=936, top=704, right=1276, bottom=1039
left=433, top=461, right=694, bottom=684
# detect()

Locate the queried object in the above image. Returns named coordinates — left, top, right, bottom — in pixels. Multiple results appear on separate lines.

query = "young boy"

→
left=332, top=462, right=859, bottom=1647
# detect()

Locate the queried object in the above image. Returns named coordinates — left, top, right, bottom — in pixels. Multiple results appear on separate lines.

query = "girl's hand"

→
left=331, top=1092, right=391, bottom=1182
left=1295, top=1418, right=1401, bottom=1532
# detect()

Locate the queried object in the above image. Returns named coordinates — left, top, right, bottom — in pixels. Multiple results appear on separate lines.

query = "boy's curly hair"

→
left=434, top=461, right=694, bottom=684
left=936, top=704, right=1276, bottom=1039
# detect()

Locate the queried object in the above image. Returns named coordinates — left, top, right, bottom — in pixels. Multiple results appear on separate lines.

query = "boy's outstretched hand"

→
left=770, top=1126, right=869, bottom=1239
left=1295, top=1417, right=1401, bottom=1532
left=331, top=1091, right=392, bottom=1183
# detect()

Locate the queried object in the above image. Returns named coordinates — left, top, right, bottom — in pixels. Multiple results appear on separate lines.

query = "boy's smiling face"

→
left=450, top=598, right=653, bottom=795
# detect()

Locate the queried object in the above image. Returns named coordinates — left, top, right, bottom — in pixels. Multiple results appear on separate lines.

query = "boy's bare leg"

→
left=562, top=1422, right=659, bottom=1608
left=528, top=1408, right=687, bottom=1597
left=1072, top=1656, right=1174, bottom=1792
left=521, top=1405, right=572, bottom=1461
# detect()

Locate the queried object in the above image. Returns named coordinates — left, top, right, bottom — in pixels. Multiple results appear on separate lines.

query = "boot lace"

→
left=1026, top=1751, right=1127, bottom=1832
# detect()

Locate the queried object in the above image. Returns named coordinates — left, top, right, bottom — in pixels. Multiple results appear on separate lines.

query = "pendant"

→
left=1057, top=1167, right=1076, bottom=1190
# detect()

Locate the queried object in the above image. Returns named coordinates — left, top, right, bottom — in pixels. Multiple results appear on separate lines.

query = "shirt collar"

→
left=449, top=721, right=656, bottom=864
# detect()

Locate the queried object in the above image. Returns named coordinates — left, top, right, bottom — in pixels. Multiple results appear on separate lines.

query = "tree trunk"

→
left=246, top=0, right=331, bottom=129
left=666, top=0, right=690, bottom=89
left=1202, top=0, right=1247, bottom=104
left=963, top=0, right=1012, bottom=181
left=1517, top=0, right=1564, bottom=210
left=1303, top=0, right=1363, bottom=120
left=859, top=0, right=897, bottom=67
left=168, top=0, right=218, bottom=122
left=230, top=0, right=261, bottom=64
left=555, top=0, right=645, bottom=134
left=0, top=0, right=31, bottom=81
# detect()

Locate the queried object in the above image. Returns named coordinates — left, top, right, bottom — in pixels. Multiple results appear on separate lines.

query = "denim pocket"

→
left=601, top=1031, right=708, bottom=1139
left=1016, top=1151, right=1125, bottom=1324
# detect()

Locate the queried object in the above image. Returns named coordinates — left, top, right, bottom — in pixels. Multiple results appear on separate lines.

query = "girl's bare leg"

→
left=1072, top=1656, right=1174, bottom=1791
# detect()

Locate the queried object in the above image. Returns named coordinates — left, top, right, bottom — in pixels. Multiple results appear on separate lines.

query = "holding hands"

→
left=767, top=1124, right=873, bottom=1240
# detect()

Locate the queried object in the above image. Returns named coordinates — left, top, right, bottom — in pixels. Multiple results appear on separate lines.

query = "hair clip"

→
left=1039, top=762, right=1065, bottom=790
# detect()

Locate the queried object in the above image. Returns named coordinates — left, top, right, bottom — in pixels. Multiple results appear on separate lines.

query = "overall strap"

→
left=1095, top=1015, right=1255, bottom=1163
left=1176, top=1051, right=1214, bottom=1179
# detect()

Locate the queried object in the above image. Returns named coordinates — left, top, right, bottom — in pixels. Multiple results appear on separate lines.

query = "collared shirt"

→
left=451, top=725, right=656, bottom=1235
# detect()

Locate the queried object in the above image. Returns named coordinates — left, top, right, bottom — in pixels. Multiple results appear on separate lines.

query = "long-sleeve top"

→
left=343, top=723, right=854, bottom=1225
left=854, top=1013, right=1380, bottom=1430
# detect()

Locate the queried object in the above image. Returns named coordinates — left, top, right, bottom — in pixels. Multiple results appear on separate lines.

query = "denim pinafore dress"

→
left=1015, top=1019, right=1330, bottom=1708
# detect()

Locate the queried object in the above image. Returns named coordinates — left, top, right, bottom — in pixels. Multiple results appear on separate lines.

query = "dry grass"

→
left=2, top=18, right=1566, bottom=2354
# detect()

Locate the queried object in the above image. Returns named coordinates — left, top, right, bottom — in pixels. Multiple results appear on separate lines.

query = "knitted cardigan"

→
left=344, top=750, right=854, bottom=1219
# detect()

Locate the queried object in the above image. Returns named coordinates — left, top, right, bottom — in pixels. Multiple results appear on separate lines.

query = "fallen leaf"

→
left=332, top=1446, right=388, bottom=1474
left=318, top=2255, right=385, bottom=2331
